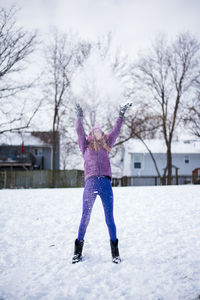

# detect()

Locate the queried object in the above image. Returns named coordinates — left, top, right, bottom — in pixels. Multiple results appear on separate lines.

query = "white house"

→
left=120, top=139, right=200, bottom=185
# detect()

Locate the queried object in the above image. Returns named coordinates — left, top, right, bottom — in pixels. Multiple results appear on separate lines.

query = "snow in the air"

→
left=0, top=185, right=200, bottom=300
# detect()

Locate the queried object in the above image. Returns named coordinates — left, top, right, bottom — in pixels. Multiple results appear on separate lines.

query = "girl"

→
left=72, top=103, right=132, bottom=264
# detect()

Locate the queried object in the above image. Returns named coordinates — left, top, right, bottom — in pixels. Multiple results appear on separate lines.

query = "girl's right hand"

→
left=75, top=103, right=83, bottom=117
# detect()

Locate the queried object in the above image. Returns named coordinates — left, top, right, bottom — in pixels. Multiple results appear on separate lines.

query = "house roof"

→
left=125, top=139, right=200, bottom=154
left=0, top=131, right=55, bottom=147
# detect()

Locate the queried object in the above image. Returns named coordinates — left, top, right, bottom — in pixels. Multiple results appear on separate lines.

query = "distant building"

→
left=122, top=139, right=200, bottom=178
left=0, top=131, right=60, bottom=170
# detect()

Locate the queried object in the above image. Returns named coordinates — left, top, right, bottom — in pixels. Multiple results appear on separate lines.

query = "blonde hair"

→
left=89, top=134, right=110, bottom=152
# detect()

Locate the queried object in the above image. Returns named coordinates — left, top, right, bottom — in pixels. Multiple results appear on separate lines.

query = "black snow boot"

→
left=72, top=239, right=84, bottom=264
left=110, top=239, right=121, bottom=264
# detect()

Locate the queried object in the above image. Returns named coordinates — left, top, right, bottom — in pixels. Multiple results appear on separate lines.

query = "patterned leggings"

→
left=77, top=176, right=117, bottom=242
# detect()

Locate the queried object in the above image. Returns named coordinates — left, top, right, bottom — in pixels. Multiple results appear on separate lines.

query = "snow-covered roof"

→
left=0, top=132, right=50, bottom=147
left=125, top=139, right=200, bottom=154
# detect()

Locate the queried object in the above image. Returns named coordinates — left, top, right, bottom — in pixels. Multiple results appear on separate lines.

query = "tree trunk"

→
left=161, top=176, right=166, bottom=185
left=167, top=146, right=172, bottom=185
left=51, top=130, right=57, bottom=188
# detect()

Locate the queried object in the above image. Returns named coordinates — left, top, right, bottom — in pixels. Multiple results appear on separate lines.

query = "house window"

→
left=134, top=162, right=141, bottom=169
left=34, top=148, right=43, bottom=156
left=134, top=155, right=142, bottom=169
left=184, top=155, right=189, bottom=164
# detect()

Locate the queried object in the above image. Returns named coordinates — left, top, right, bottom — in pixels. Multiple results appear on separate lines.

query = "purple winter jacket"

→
left=76, top=117, right=123, bottom=182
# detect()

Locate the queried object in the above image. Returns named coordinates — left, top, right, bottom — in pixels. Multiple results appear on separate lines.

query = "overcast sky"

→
left=1, top=0, right=200, bottom=131
left=1, top=0, right=200, bottom=54
left=1, top=0, right=200, bottom=126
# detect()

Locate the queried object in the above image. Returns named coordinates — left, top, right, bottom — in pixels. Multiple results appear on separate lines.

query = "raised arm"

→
left=75, top=104, right=87, bottom=155
left=106, top=103, right=132, bottom=148
left=106, top=117, right=123, bottom=148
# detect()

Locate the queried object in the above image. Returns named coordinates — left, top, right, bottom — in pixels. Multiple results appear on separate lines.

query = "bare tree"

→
left=129, top=33, right=200, bottom=184
left=43, top=30, right=91, bottom=186
left=183, top=77, right=200, bottom=138
left=0, top=5, right=38, bottom=133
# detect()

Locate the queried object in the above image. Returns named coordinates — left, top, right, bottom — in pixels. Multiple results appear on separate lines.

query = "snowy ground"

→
left=0, top=185, right=200, bottom=300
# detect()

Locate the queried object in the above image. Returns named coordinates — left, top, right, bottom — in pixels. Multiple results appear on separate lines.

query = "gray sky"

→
left=1, top=0, right=199, bottom=131
left=1, top=0, right=200, bottom=53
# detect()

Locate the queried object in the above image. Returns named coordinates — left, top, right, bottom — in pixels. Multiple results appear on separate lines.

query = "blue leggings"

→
left=77, top=176, right=117, bottom=242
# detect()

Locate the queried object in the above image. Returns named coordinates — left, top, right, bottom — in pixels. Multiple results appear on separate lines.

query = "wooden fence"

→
left=0, top=171, right=197, bottom=189
left=0, top=170, right=84, bottom=189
